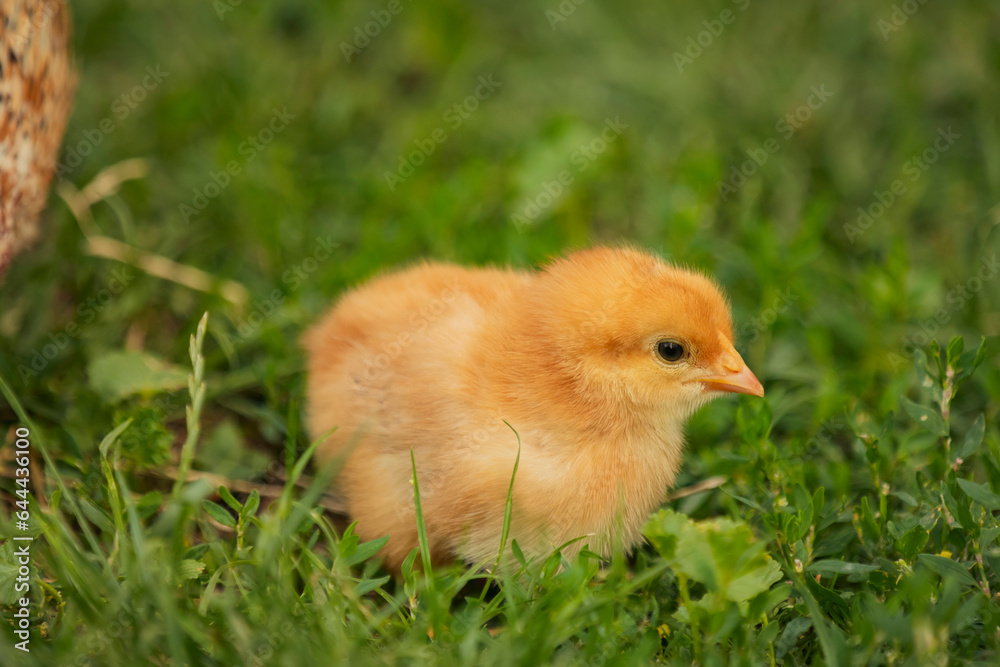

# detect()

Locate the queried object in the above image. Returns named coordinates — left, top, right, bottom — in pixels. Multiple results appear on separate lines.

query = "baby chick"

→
left=304, top=246, right=763, bottom=570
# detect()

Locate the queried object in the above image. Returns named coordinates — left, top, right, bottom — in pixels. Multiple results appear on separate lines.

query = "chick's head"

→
left=536, top=247, right=763, bottom=419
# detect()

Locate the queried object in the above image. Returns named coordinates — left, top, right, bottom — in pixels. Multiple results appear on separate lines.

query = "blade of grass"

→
left=172, top=312, right=209, bottom=498
left=494, top=421, right=521, bottom=572
left=478, top=422, right=522, bottom=605
left=0, top=370, right=114, bottom=582
left=409, top=448, right=434, bottom=584
left=98, top=419, right=133, bottom=566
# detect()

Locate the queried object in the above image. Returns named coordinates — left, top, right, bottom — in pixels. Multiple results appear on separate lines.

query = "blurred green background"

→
left=1, top=0, right=999, bottom=663
left=5, top=0, right=1000, bottom=377
left=4, top=0, right=997, bottom=466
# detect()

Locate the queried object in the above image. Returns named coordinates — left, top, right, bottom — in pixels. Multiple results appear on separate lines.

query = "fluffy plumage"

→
left=304, top=246, right=763, bottom=569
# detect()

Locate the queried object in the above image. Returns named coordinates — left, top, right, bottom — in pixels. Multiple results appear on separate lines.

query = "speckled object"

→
left=0, top=0, right=75, bottom=277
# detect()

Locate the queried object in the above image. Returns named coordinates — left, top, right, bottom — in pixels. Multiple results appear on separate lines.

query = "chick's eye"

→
left=657, top=340, right=685, bottom=362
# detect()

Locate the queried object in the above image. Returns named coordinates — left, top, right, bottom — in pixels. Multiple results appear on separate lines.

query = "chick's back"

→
left=304, top=261, right=530, bottom=566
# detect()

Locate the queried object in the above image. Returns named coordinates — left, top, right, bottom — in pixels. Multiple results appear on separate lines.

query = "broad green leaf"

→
left=931, top=340, right=944, bottom=378
left=987, top=555, right=1000, bottom=582
left=913, top=349, right=933, bottom=392
left=813, top=531, right=856, bottom=560
left=887, top=521, right=900, bottom=541
left=354, top=575, right=391, bottom=596
left=342, top=535, right=389, bottom=566
left=747, top=582, right=792, bottom=620
left=900, top=397, right=948, bottom=437
left=957, top=415, right=985, bottom=460
left=954, top=336, right=988, bottom=384
left=946, top=337, right=964, bottom=367
left=218, top=485, right=242, bottom=512
left=400, top=549, right=419, bottom=584
left=758, top=617, right=782, bottom=645
left=0, top=541, right=31, bottom=605
left=788, top=484, right=814, bottom=543
left=340, top=521, right=357, bottom=540
left=88, top=350, right=188, bottom=402
left=855, top=497, right=880, bottom=548
left=727, top=559, right=783, bottom=602
left=980, top=527, right=1000, bottom=554
left=812, top=487, right=826, bottom=524
left=241, top=490, right=260, bottom=520
left=897, top=524, right=929, bottom=561
left=184, top=544, right=210, bottom=561
left=942, top=478, right=978, bottom=534
left=644, top=508, right=717, bottom=589
left=178, top=559, right=206, bottom=580
left=776, top=617, right=813, bottom=660
left=917, top=554, right=978, bottom=588
left=338, top=533, right=359, bottom=560
left=202, top=500, right=236, bottom=528
left=644, top=509, right=783, bottom=608
left=956, top=478, right=1000, bottom=511
left=803, top=575, right=852, bottom=624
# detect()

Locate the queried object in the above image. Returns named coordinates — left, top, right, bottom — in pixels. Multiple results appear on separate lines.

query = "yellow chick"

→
left=304, top=246, right=763, bottom=570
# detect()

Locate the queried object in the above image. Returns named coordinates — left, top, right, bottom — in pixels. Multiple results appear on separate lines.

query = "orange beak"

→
left=688, top=333, right=764, bottom=397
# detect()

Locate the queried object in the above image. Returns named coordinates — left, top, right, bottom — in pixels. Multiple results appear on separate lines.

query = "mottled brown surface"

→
left=0, top=0, right=75, bottom=276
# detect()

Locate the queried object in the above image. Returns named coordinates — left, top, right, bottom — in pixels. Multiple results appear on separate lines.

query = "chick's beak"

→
left=691, top=334, right=764, bottom=397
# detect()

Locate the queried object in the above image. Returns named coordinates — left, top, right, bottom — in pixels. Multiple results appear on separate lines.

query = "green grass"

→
left=2, top=0, right=1000, bottom=664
